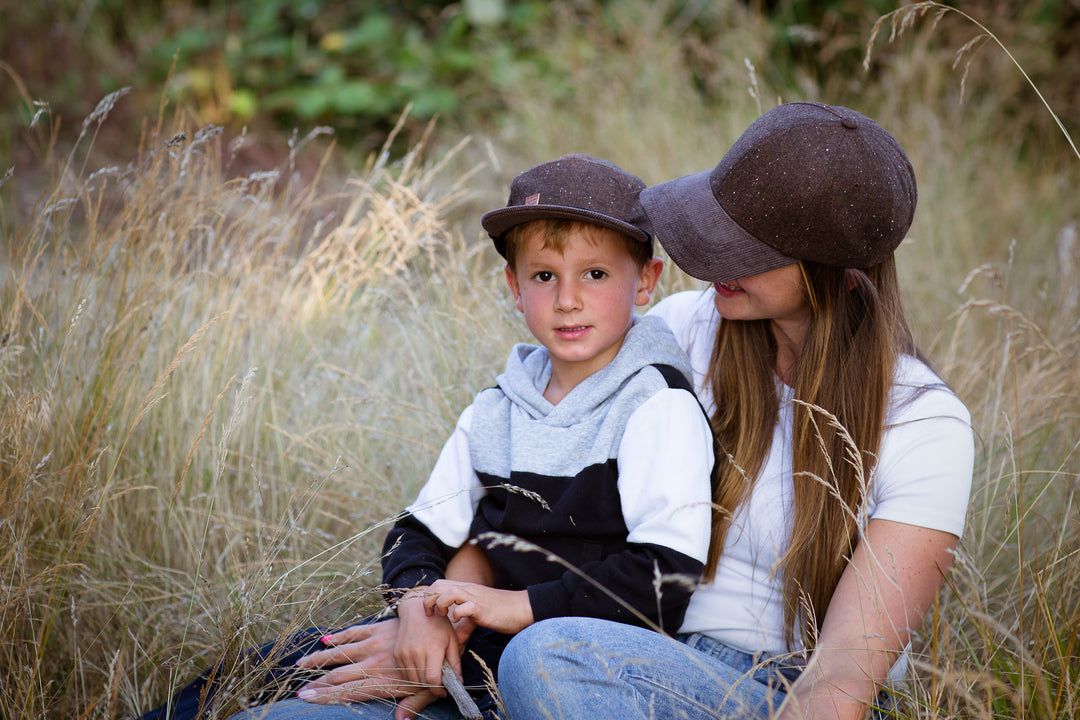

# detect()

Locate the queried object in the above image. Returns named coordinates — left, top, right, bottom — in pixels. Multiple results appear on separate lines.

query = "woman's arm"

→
left=778, top=518, right=958, bottom=720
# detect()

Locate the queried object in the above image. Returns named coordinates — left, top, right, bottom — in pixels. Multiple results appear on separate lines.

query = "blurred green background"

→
left=3, top=0, right=1077, bottom=162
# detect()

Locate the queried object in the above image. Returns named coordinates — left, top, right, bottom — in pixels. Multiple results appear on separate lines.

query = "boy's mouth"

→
left=555, top=325, right=590, bottom=338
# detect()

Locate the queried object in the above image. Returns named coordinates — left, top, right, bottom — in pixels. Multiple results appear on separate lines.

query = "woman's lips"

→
left=714, top=281, right=744, bottom=298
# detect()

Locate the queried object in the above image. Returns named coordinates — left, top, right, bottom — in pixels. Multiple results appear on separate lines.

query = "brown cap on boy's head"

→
left=482, top=154, right=654, bottom=258
left=641, top=102, right=917, bottom=283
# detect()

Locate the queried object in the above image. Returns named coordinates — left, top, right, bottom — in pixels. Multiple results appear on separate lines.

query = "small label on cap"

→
left=525, top=193, right=540, bottom=205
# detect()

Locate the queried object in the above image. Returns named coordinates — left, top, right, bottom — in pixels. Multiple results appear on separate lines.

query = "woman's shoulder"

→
left=874, top=355, right=975, bottom=536
left=888, top=354, right=971, bottom=427
left=647, top=289, right=717, bottom=338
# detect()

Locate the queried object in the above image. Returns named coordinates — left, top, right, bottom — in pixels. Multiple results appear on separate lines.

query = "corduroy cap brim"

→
left=640, top=169, right=795, bottom=284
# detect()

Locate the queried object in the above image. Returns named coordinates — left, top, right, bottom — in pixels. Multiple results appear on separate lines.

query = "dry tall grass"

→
left=2, top=1, right=1078, bottom=718
left=0, top=104, right=524, bottom=717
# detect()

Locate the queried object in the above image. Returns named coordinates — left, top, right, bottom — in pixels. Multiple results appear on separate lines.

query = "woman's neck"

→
left=771, top=318, right=809, bottom=385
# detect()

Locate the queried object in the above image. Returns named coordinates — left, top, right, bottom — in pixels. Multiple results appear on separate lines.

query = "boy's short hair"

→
left=503, top=219, right=654, bottom=273
left=482, top=154, right=653, bottom=259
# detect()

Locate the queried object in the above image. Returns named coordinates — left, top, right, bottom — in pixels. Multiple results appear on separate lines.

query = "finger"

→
left=302, top=661, right=399, bottom=690
left=394, top=689, right=440, bottom=720
left=423, top=649, right=448, bottom=696
left=447, top=601, right=479, bottom=625
left=299, top=677, right=412, bottom=704
left=422, top=593, right=441, bottom=616
left=325, top=619, right=397, bottom=645
left=433, top=591, right=460, bottom=613
left=303, top=638, right=399, bottom=669
left=445, top=636, right=463, bottom=680
left=299, top=643, right=366, bottom=668
left=452, top=616, right=478, bottom=646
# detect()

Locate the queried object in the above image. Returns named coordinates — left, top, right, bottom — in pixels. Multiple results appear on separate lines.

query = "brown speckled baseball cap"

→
left=482, top=153, right=653, bottom=258
left=640, top=102, right=917, bottom=283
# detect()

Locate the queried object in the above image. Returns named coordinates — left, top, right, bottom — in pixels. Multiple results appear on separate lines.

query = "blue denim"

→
left=498, top=617, right=793, bottom=720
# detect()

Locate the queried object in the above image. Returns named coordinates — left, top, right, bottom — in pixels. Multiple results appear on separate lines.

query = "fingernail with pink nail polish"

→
left=298, top=689, right=317, bottom=700
left=320, top=635, right=332, bottom=643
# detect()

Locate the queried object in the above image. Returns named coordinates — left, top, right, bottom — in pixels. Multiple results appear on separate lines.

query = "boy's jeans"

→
left=499, top=617, right=898, bottom=720
left=498, top=616, right=793, bottom=720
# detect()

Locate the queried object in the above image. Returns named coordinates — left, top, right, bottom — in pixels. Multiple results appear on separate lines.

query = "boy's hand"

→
left=395, top=588, right=460, bottom=699
left=424, top=580, right=534, bottom=635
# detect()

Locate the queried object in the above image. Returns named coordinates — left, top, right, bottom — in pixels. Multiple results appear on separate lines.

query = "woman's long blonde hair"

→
left=703, top=256, right=917, bottom=649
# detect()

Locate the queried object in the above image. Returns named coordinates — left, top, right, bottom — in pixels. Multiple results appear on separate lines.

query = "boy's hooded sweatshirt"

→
left=382, top=314, right=714, bottom=634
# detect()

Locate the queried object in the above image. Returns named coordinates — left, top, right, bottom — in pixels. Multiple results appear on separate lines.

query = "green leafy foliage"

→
left=145, top=0, right=551, bottom=142
left=2, top=1, right=1076, bottom=158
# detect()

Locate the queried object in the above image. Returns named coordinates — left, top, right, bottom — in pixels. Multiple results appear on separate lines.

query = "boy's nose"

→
left=554, top=280, right=583, bottom=312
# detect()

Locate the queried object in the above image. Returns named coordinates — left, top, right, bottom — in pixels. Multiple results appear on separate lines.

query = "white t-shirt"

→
left=648, top=290, right=975, bottom=661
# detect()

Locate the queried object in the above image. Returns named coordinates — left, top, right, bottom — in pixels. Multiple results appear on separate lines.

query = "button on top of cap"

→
left=841, top=116, right=859, bottom=129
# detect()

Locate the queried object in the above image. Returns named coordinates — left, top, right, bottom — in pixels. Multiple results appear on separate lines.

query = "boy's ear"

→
left=635, top=257, right=664, bottom=307
left=504, top=264, right=524, bottom=313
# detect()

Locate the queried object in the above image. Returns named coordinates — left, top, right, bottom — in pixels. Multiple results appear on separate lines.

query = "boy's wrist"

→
left=393, top=586, right=433, bottom=615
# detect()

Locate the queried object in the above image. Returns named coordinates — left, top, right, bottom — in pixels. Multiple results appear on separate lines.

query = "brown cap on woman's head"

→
left=640, top=102, right=917, bottom=283
left=482, top=153, right=654, bottom=258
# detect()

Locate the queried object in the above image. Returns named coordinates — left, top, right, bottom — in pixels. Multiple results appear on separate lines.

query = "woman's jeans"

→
left=498, top=617, right=798, bottom=720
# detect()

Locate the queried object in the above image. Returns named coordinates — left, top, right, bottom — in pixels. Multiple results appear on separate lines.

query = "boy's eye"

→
left=587, top=269, right=607, bottom=280
left=535, top=271, right=553, bottom=282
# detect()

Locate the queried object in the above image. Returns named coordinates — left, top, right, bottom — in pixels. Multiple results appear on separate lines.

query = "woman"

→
left=496, top=102, right=974, bottom=719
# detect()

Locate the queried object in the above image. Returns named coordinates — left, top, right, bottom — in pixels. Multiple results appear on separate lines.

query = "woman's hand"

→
left=295, top=615, right=479, bottom=717
left=295, top=619, right=416, bottom=703
left=299, top=619, right=399, bottom=672
left=423, top=579, right=534, bottom=635
left=776, top=518, right=958, bottom=720
left=293, top=543, right=493, bottom=713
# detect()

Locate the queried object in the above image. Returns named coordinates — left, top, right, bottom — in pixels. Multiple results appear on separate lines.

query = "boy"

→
left=182, top=154, right=713, bottom=720
left=368, top=154, right=715, bottom=719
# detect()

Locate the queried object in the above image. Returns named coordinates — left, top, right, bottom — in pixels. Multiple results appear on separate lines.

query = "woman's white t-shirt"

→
left=648, top=290, right=975, bottom=661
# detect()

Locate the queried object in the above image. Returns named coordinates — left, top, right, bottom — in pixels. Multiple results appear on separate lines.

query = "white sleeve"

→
left=616, top=388, right=714, bottom=563
left=869, top=388, right=974, bottom=538
left=406, top=404, right=485, bottom=548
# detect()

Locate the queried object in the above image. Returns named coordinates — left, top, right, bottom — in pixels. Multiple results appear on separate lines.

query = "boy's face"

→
left=505, top=224, right=662, bottom=394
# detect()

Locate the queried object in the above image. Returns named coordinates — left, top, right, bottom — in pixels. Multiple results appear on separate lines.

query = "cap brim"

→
left=640, top=169, right=795, bottom=283
left=482, top=205, right=652, bottom=258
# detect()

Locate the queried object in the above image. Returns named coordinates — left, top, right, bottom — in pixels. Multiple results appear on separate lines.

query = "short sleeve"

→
left=868, top=375, right=974, bottom=538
